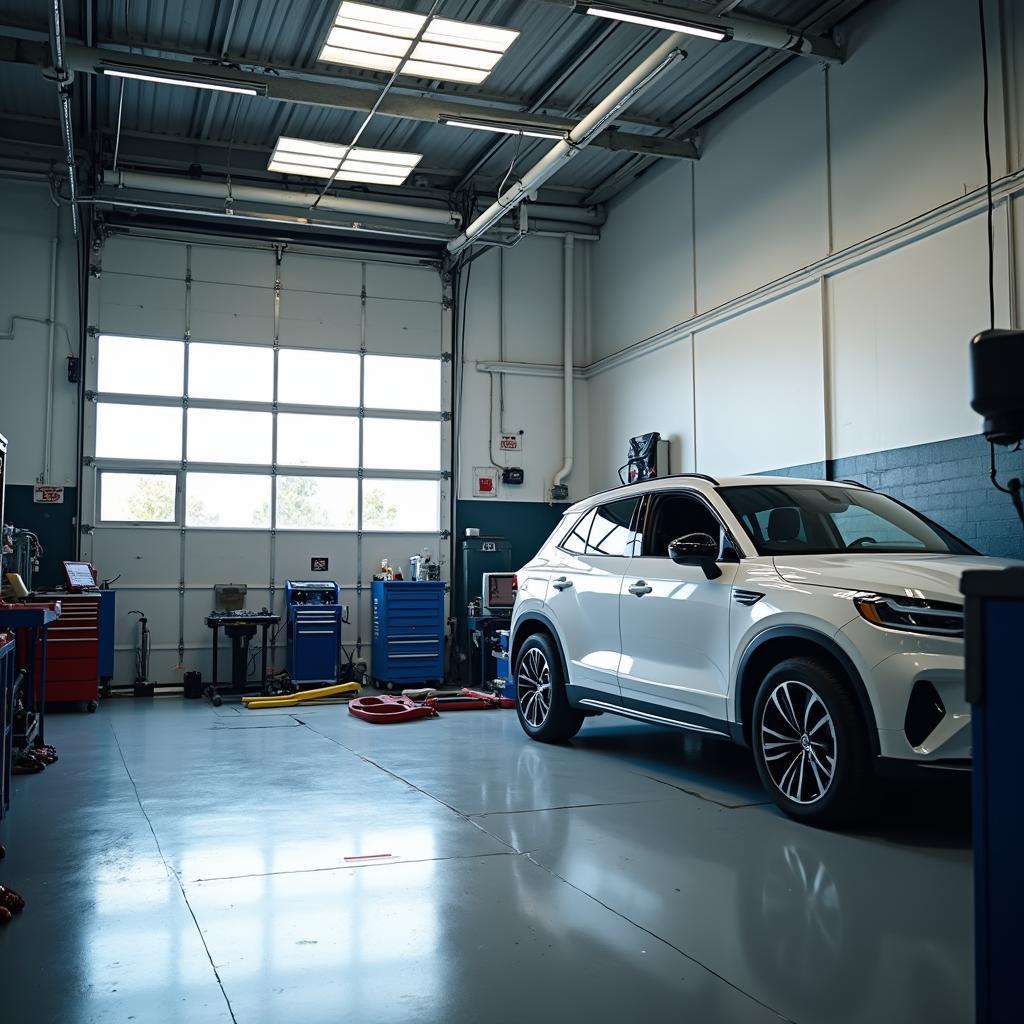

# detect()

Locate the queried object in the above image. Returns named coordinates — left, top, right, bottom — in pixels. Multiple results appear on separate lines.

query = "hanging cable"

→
left=978, top=0, right=1023, bottom=528
left=978, top=0, right=995, bottom=331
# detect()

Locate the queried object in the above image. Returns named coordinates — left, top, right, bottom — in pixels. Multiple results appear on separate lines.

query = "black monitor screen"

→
left=486, top=573, right=516, bottom=609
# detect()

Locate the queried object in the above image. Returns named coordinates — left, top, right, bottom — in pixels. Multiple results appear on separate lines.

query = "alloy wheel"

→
left=518, top=647, right=552, bottom=728
left=760, top=680, right=837, bottom=805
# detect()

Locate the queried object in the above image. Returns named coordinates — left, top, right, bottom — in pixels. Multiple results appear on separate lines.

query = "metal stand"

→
left=205, top=615, right=278, bottom=707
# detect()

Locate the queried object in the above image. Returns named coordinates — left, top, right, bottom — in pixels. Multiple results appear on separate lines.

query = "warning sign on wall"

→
left=499, top=434, right=521, bottom=452
left=33, top=485, right=65, bottom=504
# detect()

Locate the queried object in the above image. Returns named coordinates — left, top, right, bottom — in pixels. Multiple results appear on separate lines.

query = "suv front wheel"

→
left=752, top=656, right=874, bottom=827
left=515, top=633, right=584, bottom=743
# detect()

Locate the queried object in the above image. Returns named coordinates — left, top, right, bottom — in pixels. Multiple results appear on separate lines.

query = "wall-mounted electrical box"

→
left=473, top=467, right=499, bottom=498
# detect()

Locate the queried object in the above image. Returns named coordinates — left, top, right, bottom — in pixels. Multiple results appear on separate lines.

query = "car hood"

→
left=771, top=553, right=1023, bottom=602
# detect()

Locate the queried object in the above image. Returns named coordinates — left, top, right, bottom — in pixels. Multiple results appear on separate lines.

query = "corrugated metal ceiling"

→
left=0, top=0, right=859, bottom=205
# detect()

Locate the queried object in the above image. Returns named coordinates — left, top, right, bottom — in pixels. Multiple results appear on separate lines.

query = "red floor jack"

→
left=348, top=688, right=514, bottom=723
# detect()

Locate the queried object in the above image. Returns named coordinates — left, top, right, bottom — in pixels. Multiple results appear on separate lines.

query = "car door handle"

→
left=552, top=577, right=573, bottom=591
left=628, top=581, right=653, bottom=596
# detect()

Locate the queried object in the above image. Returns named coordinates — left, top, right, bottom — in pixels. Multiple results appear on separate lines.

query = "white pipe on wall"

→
left=101, top=169, right=461, bottom=227
left=553, top=234, right=575, bottom=494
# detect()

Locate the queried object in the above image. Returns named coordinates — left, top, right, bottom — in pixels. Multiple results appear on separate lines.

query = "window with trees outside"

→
left=94, top=335, right=443, bottom=532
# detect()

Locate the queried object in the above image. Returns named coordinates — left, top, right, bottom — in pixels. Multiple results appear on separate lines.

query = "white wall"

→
left=587, top=0, right=1022, bottom=486
left=457, top=234, right=591, bottom=505
left=0, top=179, right=81, bottom=486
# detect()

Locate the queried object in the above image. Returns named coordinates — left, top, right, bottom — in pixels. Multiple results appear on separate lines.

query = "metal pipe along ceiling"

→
left=100, top=170, right=461, bottom=226
left=447, top=34, right=687, bottom=255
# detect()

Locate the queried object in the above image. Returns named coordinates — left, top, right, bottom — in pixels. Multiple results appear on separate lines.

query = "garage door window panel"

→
left=277, top=414, right=359, bottom=468
left=187, top=409, right=273, bottom=465
left=98, top=335, right=184, bottom=397
left=363, top=418, right=441, bottom=471
left=96, top=403, right=183, bottom=462
left=186, top=473, right=272, bottom=528
left=364, top=355, right=441, bottom=411
left=99, top=472, right=178, bottom=523
left=277, top=476, right=358, bottom=530
left=278, top=349, right=360, bottom=407
left=363, top=479, right=440, bottom=532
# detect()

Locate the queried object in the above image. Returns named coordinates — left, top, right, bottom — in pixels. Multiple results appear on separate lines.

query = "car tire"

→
left=752, top=656, right=874, bottom=827
left=515, top=633, right=584, bottom=744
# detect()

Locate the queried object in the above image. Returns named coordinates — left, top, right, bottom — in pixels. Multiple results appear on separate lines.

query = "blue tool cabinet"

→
left=286, top=581, right=343, bottom=686
left=962, top=567, right=1024, bottom=1024
left=371, top=581, right=445, bottom=688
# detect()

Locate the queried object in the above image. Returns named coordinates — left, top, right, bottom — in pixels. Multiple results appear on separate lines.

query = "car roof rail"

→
left=835, top=478, right=872, bottom=490
left=665, top=473, right=720, bottom=486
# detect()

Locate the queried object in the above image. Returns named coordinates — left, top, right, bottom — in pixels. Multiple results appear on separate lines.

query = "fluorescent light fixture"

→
left=319, top=1, right=519, bottom=84
left=438, top=115, right=565, bottom=140
left=268, top=136, right=423, bottom=186
left=100, top=63, right=266, bottom=96
left=582, top=4, right=728, bottom=41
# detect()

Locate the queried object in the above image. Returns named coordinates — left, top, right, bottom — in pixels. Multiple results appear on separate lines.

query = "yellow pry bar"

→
left=243, top=682, right=361, bottom=709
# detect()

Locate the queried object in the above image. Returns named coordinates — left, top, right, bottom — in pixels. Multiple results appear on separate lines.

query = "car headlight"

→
left=853, top=593, right=963, bottom=637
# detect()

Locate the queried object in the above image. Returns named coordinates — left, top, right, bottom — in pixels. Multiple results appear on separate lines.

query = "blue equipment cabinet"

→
left=371, top=580, right=445, bottom=688
left=285, top=580, right=343, bottom=686
left=962, top=567, right=1024, bottom=1024
left=98, top=589, right=115, bottom=686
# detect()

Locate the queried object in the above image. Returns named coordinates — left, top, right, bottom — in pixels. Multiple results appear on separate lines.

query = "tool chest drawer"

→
left=371, top=581, right=445, bottom=686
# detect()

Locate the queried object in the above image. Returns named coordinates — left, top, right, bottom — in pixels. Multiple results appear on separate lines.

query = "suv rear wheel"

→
left=515, top=633, right=584, bottom=743
left=752, top=656, right=874, bottom=827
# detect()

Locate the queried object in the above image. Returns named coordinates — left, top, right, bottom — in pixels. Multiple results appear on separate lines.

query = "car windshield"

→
left=718, top=484, right=975, bottom=556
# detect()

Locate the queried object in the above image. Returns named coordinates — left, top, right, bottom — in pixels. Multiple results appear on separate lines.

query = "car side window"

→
left=642, top=492, right=722, bottom=558
left=559, top=509, right=595, bottom=555
left=585, top=498, right=640, bottom=557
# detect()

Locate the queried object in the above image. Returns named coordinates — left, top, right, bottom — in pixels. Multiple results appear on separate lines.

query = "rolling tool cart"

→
left=962, top=567, right=1024, bottom=1024
left=371, top=580, right=445, bottom=690
left=204, top=609, right=280, bottom=706
left=285, top=580, right=344, bottom=687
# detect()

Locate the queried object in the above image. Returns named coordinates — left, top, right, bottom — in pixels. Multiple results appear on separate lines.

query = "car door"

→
left=617, top=490, right=739, bottom=729
left=545, top=496, right=640, bottom=704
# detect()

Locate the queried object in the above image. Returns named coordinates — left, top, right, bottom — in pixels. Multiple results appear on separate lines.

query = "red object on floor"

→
left=348, top=695, right=438, bottom=724
left=425, top=689, right=516, bottom=712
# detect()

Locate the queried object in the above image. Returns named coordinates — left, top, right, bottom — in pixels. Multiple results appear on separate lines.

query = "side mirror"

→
left=668, top=533, right=722, bottom=580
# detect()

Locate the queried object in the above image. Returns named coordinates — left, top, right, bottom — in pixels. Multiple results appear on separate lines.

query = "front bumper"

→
left=839, top=618, right=970, bottom=762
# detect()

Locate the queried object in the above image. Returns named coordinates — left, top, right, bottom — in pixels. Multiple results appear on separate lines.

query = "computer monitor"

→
left=481, top=572, right=517, bottom=615
left=63, top=561, right=97, bottom=591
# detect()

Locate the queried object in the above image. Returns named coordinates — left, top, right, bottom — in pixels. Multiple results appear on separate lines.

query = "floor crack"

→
left=108, top=721, right=239, bottom=1024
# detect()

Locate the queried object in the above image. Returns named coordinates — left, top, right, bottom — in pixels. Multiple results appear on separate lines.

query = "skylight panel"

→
left=268, top=137, right=423, bottom=185
left=318, top=1, right=519, bottom=84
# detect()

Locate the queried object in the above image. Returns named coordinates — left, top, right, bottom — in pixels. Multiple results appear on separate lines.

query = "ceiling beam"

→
left=0, top=34, right=697, bottom=162
left=537, top=0, right=843, bottom=61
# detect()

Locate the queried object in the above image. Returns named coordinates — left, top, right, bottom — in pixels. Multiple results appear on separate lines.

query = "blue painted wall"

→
left=764, top=434, right=1024, bottom=560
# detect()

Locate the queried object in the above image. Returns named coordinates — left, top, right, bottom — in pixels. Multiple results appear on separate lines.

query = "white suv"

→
left=510, top=474, right=1018, bottom=826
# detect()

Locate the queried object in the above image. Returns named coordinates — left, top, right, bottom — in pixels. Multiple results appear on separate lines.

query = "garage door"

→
left=79, top=233, right=451, bottom=687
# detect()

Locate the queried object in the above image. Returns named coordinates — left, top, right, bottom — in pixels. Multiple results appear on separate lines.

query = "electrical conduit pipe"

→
left=552, top=234, right=574, bottom=498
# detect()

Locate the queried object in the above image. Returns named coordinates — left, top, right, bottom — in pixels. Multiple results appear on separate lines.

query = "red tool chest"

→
left=31, top=594, right=100, bottom=706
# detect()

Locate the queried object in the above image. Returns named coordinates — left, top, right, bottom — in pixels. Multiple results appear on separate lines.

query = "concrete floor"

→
left=0, top=698, right=972, bottom=1024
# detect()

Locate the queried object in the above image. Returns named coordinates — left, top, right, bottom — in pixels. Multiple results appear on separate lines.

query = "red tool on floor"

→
left=348, top=695, right=438, bottom=724
left=425, top=689, right=516, bottom=712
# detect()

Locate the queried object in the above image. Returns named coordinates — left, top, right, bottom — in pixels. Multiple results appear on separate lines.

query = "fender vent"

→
left=733, top=590, right=764, bottom=606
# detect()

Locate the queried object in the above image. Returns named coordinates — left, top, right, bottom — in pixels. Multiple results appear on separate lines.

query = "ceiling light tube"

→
left=100, top=63, right=266, bottom=96
left=581, top=4, right=728, bottom=41
left=439, top=116, right=565, bottom=140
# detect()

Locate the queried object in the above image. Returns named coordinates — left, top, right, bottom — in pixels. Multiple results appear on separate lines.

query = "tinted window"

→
left=586, top=498, right=640, bottom=557
left=642, top=493, right=722, bottom=557
left=719, top=484, right=975, bottom=556
left=560, top=509, right=594, bottom=555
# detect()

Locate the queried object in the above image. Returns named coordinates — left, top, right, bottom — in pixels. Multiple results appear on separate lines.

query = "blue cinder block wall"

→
left=765, top=434, right=1024, bottom=561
